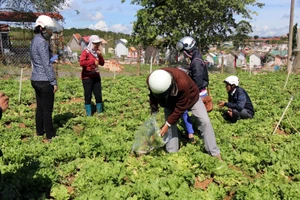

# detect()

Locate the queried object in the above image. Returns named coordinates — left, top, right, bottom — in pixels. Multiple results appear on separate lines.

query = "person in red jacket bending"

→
left=147, top=68, right=222, bottom=161
left=80, top=35, right=105, bottom=116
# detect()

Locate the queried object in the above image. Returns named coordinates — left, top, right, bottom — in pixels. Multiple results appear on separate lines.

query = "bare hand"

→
left=96, top=50, right=101, bottom=55
left=218, top=101, right=225, bottom=107
left=53, top=85, right=58, bottom=93
left=160, top=124, right=169, bottom=136
left=95, top=60, right=99, bottom=66
left=0, top=92, right=9, bottom=112
left=227, top=108, right=233, bottom=117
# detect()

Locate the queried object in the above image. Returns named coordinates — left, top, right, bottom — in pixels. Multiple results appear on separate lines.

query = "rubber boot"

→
left=85, top=104, right=92, bottom=116
left=96, top=103, right=103, bottom=114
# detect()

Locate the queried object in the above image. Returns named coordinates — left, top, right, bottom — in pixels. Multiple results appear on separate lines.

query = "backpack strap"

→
left=191, top=57, right=206, bottom=66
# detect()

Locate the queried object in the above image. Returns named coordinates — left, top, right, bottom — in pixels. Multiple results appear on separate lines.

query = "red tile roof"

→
left=0, top=11, right=63, bottom=22
left=0, top=24, right=9, bottom=32
left=73, top=33, right=81, bottom=42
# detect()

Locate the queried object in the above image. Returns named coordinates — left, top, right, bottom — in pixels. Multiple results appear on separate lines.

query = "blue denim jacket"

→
left=30, top=34, right=57, bottom=85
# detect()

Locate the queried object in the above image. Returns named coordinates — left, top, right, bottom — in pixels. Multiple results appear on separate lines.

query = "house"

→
left=68, top=34, right=107, bottom=54
left=68, top=33, right=81, bottom=52
left=269, top=50, right=288, bottom=66
left=237, top=50, right=247, bottom=67
left=0, top=24, right=11, bottom=54
left=115, top=39, right=128, bottom=58
left=107, top=47, right=114, bottom=54
left=128, top=46, right=138, bottom=58
left=206, top=53, right=218, bottom=66
left=249, top=52, right=262, bottom=70
left=217, top=52, right=227, bottom=67
left=229, top=50, right=239, bottom=68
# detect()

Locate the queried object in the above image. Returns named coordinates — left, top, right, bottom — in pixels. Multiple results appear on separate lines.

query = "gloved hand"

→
left=50, top=55, right=59, bottom=64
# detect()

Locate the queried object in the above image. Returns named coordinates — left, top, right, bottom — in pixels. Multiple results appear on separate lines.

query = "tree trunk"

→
left=136, top=45, right=142, bottom=76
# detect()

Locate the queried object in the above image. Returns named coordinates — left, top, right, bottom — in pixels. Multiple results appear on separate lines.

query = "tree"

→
left=122, top=0, right=264, bottom=54
left=292, top=23, right=298, bottom=55
left=232, top=20, right=253, bottom=50
left=0, top=0, right=68, bottom=12
left=254, top=35, right=259, bottom=40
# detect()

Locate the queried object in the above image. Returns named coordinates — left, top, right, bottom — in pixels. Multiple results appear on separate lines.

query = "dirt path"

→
left=4, top=68, right=132, bottom=79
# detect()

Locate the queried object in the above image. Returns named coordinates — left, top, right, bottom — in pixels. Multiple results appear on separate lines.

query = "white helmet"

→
left=224, top=76, right=239, bottom=86
left=148, top=70, right=172, bottom=94
left=176, top=36, right=196, bottom=52
left=35, top=15, right=63, bottom=33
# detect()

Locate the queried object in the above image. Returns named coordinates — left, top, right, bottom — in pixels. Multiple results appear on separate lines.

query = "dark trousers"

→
left=82, top=76, right=102, bottom=105
left=223, top=108, right=253, bottom=123
left=31, top=81, right=55, bottom=139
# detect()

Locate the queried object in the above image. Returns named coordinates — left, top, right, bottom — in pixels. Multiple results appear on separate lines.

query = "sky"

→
left=59, top=0, right=300, bottom=37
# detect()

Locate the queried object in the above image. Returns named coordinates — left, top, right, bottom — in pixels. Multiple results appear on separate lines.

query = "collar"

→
left=170, top=81, right=178, bottom=96
left=230, top=88, right=237, bottom=96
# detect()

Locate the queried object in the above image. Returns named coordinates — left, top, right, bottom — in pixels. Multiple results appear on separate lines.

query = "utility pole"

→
left=287, top=0, right=294, bottom=73
left=284, top=0, right=295, bottom=89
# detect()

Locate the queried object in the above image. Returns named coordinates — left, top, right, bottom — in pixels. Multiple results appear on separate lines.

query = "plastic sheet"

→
left=132, top=114, right=171, bottom=154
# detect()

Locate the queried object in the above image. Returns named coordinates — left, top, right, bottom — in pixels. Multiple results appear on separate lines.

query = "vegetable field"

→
left=0, top=71, right=300, bottom=199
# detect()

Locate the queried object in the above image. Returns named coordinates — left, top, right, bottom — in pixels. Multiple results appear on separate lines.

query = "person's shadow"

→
left=53, top=111, right=77, bottom=131
left=0, top=157, right=53, bottom=199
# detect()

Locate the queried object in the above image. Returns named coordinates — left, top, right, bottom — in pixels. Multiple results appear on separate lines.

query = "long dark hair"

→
left=34, top=25, right=43, bottom=34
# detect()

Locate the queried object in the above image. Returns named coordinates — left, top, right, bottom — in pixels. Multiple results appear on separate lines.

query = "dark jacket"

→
left=225, top=87, right=254, bottom=116
left=0, top=107, right=2, bottom=120
left=190, top=49, right=209, bottom=91
left=147, top=67, right=199, bottom=125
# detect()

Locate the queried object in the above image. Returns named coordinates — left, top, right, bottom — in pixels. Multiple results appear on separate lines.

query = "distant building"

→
left=68, top=34, right=107, bottom=54
left=115, top=39, right=128, bottom=58
left=249, top=52, right=261, bottom=69
left=0, top=24, right=11, bottom=54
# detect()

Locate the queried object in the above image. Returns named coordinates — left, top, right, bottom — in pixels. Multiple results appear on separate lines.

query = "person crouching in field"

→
left=218, top=76, right=254, bottom=123
left=79, top=35, right=105, bottom=116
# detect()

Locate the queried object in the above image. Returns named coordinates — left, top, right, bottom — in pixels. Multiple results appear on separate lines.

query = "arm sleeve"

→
left=190, top=59, right=206, bottom=90
left=40, top=41, right=57, bottom=85
left=98, top=53, right=105, bottom=66
left=80, top=50, right=95, bottom=67
left=167, top=90, right=190, bottom=125
left=225, top=90, right=247, bottom=111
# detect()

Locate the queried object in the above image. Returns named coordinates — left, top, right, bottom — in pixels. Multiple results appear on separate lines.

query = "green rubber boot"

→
left=96, top=103, right=103, bottom=114
left=85, top=104, right=92, bottom=116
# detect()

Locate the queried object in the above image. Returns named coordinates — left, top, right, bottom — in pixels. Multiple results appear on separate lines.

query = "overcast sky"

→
left=59, top=0, right=300, bottom=37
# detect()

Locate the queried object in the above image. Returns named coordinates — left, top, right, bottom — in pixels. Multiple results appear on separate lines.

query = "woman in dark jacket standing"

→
left=30, top=15, right=62, bottom=142
left=79, top=35, right=105, bottom=116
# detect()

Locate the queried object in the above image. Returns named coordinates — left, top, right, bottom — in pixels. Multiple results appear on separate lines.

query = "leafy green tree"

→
left=0, top=0, right=68, bottom=12
left=232, top=20, right=253, bottom=50
left=254, top=35, right=259, bottom=40
left=122, top=0, right=264, bottom=53
left=292, top=23, right=298, bottom=55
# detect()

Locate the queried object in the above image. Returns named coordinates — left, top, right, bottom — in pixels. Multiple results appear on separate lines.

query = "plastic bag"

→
left=131, top=114, right=171, bottom=154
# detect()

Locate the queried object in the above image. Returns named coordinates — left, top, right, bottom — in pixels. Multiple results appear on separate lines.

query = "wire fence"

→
left=0, top=33, right=71, bottom=67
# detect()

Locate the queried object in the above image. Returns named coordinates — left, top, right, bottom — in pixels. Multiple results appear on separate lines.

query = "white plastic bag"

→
left=131, top=114, right=171, bottom=154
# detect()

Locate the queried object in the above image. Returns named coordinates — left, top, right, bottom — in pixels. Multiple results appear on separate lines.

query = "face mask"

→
left=42, top=29, right=52, bottom=40
left=183, top=50, right=192, bottom=58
